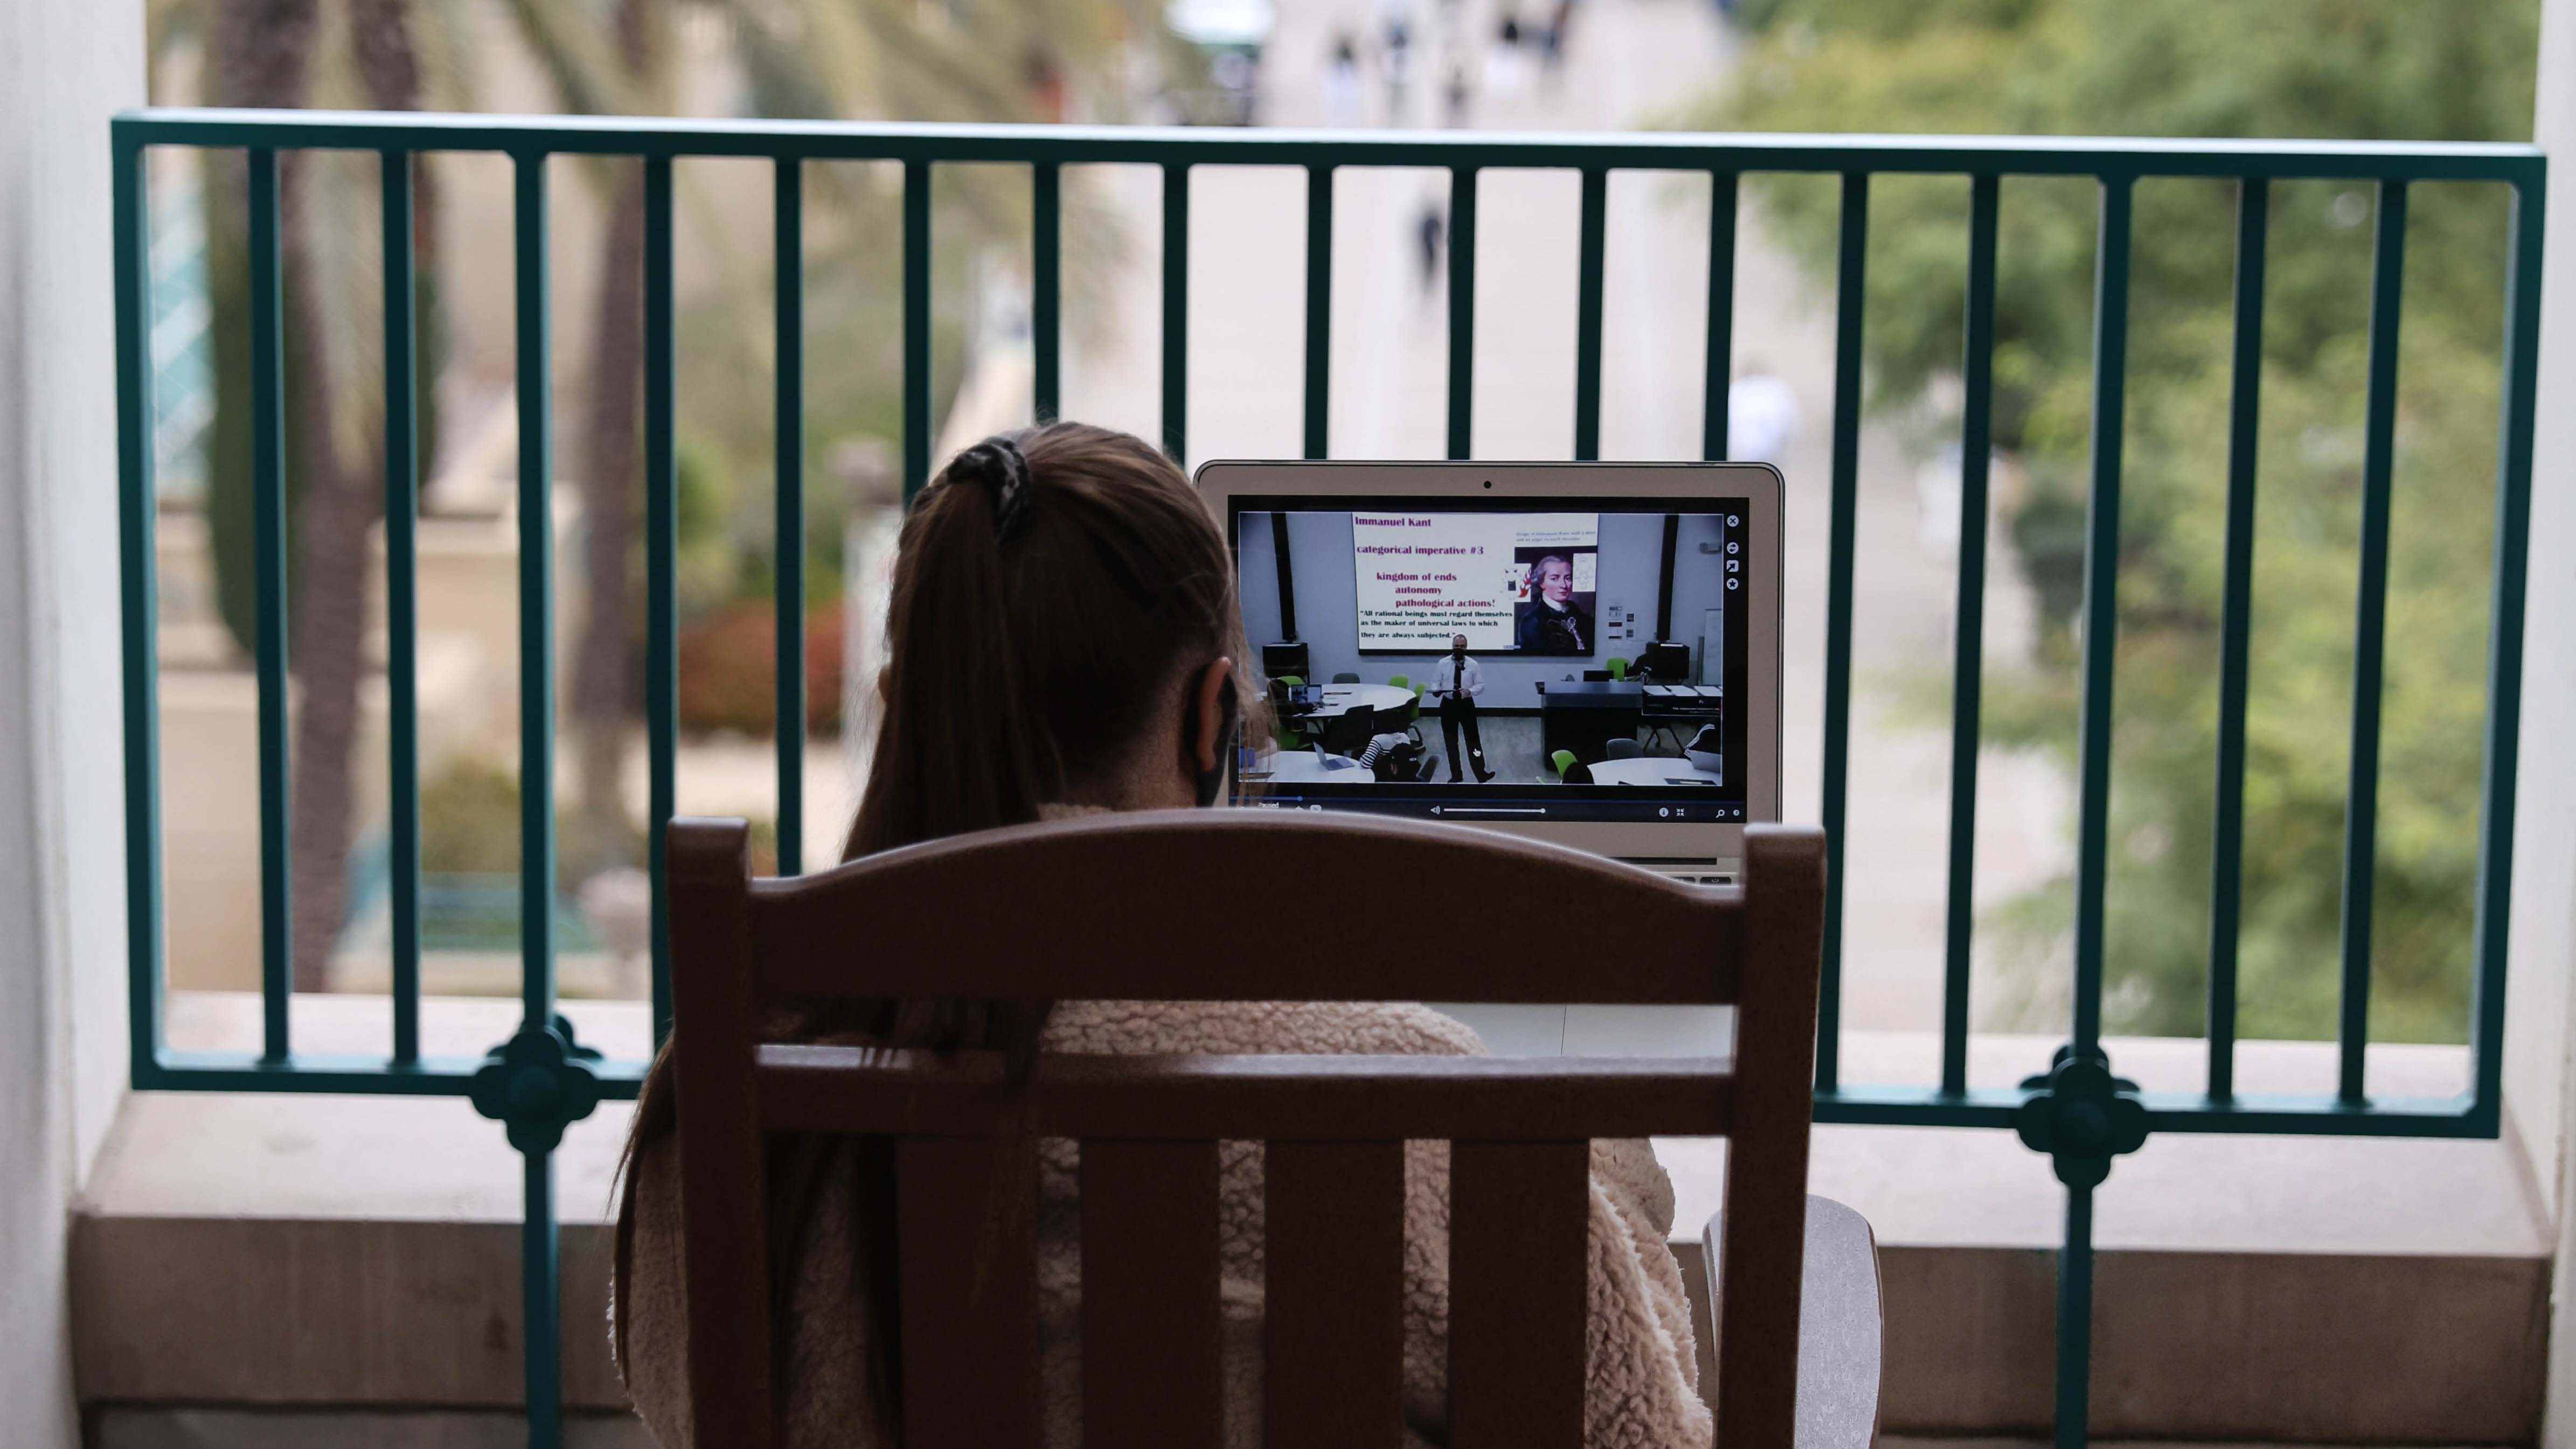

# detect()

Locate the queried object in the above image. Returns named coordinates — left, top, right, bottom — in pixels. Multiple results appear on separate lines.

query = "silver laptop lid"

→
left=1195, top=460, right=1783, bottom=866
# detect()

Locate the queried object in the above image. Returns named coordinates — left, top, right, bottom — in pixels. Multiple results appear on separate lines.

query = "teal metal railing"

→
left=110, top=109, right=2545, bottom=1448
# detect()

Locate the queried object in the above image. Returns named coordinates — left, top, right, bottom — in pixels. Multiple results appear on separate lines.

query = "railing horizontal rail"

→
left=118, top=109, right=2545, bottom=183
left=1819, top=1087, right=2485, bottom=1135
left=137, top=1052, right=649, bottom=1094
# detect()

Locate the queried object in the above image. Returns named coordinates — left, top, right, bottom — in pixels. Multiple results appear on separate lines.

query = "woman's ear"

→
left=1190, top=657, right=1234, bottom=773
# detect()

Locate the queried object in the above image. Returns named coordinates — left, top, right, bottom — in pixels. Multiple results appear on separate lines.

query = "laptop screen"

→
left=1228, top=496, right=1750, bottom=826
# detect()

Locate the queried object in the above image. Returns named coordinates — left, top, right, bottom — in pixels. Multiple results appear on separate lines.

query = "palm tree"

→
left=164, top=0, right=1177, bottom=990
left=524, top=0, right=1175, bottom=869
left=192, top=0, right=455, bottom=992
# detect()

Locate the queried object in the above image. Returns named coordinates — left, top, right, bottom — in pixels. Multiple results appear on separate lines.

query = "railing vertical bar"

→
left=523, top=1146, right=563, bottom=1449
left=2207, top=178, right=2269, bottom=1102
left=513, top=151, right=557, bottom=1023
left=1303, top=163, right=1334, bottom=460
left=2469, top=173, right=2545, bottom=1132
left=2070, top=176, right=2134, bottom=1056
left=773, top=158, right=806, bottom=877
left=2054, top=1183, right=2095, bottom=1449
left=248, top=147, right=291, bottom=1063
left=1573, top=166, right=1608, bottom=462
left=1447, top=165, right=1478, bottom=460
left=902, top=159, right=931, bottom=500
left=381, top=149, right=422, bottom=1065
left=1815, top=171, right=1866, bottom=1092
left=1032, top=162, right=1061, bottom=422
left=2337, top=180, right=2408, bottom=1105
left=1162, top=161, right=1189, bottom=462
left=115, top=133, right=167, bottom=1080
left=1702, top=171, right=1738, bottom=462
left=1940, top=173, right=1999, bottom=1098
left=513, top=149, right=566, bottom=1449
left=645, top=155, right=677, bottom=1045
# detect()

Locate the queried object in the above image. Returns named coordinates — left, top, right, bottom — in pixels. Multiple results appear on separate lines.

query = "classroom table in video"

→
left=1259, top=749, right=1369, bottom=783
left=1586, top=757, right=1724, bottom=787
left=1281, top=683, right=1416, bottom=739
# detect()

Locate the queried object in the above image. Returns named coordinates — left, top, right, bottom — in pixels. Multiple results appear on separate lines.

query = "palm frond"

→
left=498, top=0, right=648, bottom=115
left=406, top=0, right=488, bottom=112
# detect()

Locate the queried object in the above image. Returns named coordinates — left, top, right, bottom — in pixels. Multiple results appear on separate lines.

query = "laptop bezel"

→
left=1193, top=459, right=1784, bottom=864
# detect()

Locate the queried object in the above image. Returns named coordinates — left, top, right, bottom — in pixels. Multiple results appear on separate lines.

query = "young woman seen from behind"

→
left=613, top=421, right=1711, bottom=1446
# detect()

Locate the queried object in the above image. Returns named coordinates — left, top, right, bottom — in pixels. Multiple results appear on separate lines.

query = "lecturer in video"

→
left=1428, top=635, right=1497, bottom=783
left=1516, top=553, right=1593, bottom=654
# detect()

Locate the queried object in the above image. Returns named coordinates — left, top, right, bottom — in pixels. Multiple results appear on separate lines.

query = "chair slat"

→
left=1266, top=1140, right=1406, bottom=1449
left=1081, top=1139, right=1224, bottom=1449
left=897, top=1135, right=1042, bottom=1449
left=758, top=1048, right=1733, bottom=1141
left=1449, top=1139, right=1589, bottom=1448
left=666, top=819, right=775, bottom=1449
left=1718, top=826, right=1830, bottom=1445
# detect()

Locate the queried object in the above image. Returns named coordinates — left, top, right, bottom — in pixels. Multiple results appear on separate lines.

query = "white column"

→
left=0, top=0, right=143, bottom=1444
left=2531, top=0, right=2576, bottom=1444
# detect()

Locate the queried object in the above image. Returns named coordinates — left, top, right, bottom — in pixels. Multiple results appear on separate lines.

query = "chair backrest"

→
left=1607, top=737, right=1643, bottom=760
left=668, top=810, right=1827, bottom=1449
left=1332, top=671, right=1363, bottom=683
left=1551, top=748, right=1579, bottom=779
left=1608, top=657, right=1629, bottom=680
left=1320, top=703, right=1380, bottom=755
left=1388, top=673, right=1411, bottom=691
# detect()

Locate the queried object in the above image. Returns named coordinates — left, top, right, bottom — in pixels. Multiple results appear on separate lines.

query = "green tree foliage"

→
left=1697, top=0, right=2536, bottom=1040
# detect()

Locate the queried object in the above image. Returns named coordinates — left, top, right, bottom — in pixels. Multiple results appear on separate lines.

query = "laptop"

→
left=1196, top=461, right=1785, bottom=1054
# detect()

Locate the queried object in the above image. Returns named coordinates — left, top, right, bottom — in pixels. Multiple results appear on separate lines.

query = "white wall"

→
left=2508, top=0, right=2576, bottom=1223
left=2532, top=1, right=2576, bottom=1445
left=0, top=0, right=143, bottom=1444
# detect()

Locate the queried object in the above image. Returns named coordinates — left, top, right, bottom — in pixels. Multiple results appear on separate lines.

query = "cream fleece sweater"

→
left=617, top=995, right=1712, bottom=1447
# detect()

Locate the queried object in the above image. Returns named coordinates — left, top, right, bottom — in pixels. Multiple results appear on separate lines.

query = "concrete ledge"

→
left=76, top=1215, right=625, bottom=1412
left=93, top=1409, right=651, bottom=1449
left=74, top=995, right=2554, bottom=1440
left=1670, top=1239, right=2547, bottom=1441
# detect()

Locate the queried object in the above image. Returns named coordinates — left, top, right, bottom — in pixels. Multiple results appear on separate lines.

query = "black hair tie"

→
left=955, top=436, right=1034, bottom=540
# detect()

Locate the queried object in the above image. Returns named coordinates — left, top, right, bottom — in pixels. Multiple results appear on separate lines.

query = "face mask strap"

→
left=1189, top=675, right=1241, bottom=807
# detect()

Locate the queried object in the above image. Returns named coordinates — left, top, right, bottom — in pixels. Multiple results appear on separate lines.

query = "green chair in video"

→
left=1388, top=674, right=1421, bottom=724
left=1551, top=749, right=1579, bottom=781
left=1271, top=677, right=1308, bottom=753
left=1607, top=657, right=1629, bottom=681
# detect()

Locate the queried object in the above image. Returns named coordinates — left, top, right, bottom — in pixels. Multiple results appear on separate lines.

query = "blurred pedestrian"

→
left=1381, top=0, right=1415, bottom=119
left=1540, top=0, right=1574, bottom=73
left=1726, top=368, right=1802, bottom=465
left=1442, top=61, right=1471, bottom=127
left=1325, top=33, right=1363, bottom=126
left=1417, top=201, right=1446, bottom=295
left=1484, top=13, right=1526, bottom=102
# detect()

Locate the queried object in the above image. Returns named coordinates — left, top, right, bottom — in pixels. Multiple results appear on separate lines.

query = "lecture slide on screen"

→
left=1352, top=512, right=1596, bottom=651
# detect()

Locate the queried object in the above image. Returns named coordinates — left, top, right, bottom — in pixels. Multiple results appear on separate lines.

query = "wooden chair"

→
left=666, top=809, right=1879, bottom=1449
